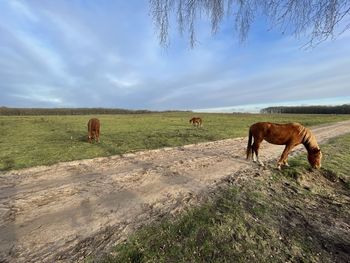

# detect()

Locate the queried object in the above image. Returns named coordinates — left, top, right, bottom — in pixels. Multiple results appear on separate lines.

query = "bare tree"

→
left=149, top=0, right=350, bottom=47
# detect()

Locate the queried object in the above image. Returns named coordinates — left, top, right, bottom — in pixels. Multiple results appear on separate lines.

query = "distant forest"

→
left=260, top=104, right=350, bottom=114
left=0, top=107, right=161, bottom=116
left=2, top=105, right=349, bottom=115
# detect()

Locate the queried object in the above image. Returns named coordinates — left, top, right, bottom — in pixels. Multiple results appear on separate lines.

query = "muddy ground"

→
left=1, top=120, right=350, bottom=262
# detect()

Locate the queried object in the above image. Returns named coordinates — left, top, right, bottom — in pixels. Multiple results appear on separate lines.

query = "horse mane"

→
left=300, top=126, right=319, bottom=152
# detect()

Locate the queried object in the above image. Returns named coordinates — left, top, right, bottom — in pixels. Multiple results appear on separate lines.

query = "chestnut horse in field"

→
left=189, top=117, right=202, bottom=127
left=87, top=118, right=100, bottom=143
left=246, top=122, right=322, bottom=169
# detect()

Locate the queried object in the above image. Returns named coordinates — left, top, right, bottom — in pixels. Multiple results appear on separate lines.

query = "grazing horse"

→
left=87, top=118, right=100, bottom=143
left=246, top=122, right=322, bottom=170
left=189, top=117, right=202, bottom=127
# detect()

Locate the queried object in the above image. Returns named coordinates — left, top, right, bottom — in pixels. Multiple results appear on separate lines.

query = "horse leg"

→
left=252, top=140, right=264, bottom=166
left=256, top=156, right=264, bottom=167
left=278, top=145, right=293, bottom=170
left=93, top=131, right=97, bottom=142
left=96, top=129, right=100, bottom=142
left=283, top=159, right=289, bottom=167
left=252, top=141, right=257, bottom=162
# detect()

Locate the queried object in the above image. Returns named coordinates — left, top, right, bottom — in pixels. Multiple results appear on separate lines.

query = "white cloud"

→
left=105, top=73, right=138, bottom=88
left=8, top=0, right=39, bottom=22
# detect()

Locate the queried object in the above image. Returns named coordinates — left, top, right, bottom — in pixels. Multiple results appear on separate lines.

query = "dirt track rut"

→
left=1, top=120, right=350, bottom=262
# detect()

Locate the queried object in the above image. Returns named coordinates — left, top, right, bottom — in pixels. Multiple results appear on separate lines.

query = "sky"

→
left=0, top=1, right=349, bottom=112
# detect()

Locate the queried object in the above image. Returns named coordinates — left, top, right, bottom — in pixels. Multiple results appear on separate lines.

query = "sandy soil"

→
left=1, top=120, right=350, bottom=263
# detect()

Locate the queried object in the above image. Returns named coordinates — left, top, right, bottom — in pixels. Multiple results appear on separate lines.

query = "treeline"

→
left=0, top=107, right=160, bottom=116
left=260, top=104, right=350, bottom=114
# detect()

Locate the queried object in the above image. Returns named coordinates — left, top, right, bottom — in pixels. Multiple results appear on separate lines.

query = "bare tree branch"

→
left=149, top=0, right=350, bottom=47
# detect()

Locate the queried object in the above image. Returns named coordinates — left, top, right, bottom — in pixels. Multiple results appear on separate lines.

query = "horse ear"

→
left=313, top=148, right=321, bottom=153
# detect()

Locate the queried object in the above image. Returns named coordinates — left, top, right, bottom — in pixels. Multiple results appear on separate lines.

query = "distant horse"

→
left=189, top=117, right=202, bottom=127
left=87, top=118, right=100, bottom=143
left=246, top=122, right=322, bottom=169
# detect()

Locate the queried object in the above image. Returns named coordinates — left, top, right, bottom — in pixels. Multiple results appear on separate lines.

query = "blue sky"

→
left=0, top=1, right=349, bottom=112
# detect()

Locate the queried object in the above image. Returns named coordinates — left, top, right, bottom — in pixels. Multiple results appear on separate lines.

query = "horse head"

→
left=307, top=148, right=322, bottom=169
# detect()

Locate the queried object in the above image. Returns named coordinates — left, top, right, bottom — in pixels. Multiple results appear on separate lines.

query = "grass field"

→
left=100, top=133, right=350, bottom=263
left=0, top=113, right=349, bottom=171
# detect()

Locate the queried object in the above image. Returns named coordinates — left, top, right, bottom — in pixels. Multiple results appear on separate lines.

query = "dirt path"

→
left=1, top=120, right=350, bottom=262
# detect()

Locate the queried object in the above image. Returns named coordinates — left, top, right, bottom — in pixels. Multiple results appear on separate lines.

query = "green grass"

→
left=100, top=133, right=350, bottom=263
left=0, top=112, right=349, bottom=170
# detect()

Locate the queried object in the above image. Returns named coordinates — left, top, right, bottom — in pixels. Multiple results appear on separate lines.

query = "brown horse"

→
left=246, top=122, right=322, bottom=169
left=87, top=118, right=100, bottom=143
left=189, top=117, right=202, bottom=127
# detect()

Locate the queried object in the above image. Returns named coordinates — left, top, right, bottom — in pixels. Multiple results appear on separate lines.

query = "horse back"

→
left=88, top=118, right=100, bottom=133
left=190, top=117, right=202, bottom=124
left=250, top=122, right=304, bottom=145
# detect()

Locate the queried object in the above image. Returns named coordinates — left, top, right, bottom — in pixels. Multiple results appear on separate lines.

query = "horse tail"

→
left=246, top=128, right=253, bottom=159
